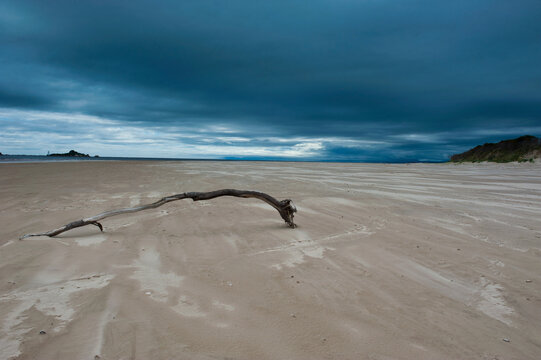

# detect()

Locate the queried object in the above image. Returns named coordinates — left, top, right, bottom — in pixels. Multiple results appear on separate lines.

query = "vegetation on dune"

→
left=450, top=135, right=541, bottom=163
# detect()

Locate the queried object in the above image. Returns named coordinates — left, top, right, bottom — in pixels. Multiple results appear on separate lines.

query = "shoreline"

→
left=0, top=154, right=448, bottom=164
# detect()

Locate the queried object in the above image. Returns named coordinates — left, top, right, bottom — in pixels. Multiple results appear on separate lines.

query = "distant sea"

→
left=0, top=154, right=446, bottom=164
left=0, top=155, right=201, bottom=163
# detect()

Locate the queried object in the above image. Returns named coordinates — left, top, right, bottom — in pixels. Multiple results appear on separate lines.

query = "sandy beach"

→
left=0, top=161, right=540, bottom=359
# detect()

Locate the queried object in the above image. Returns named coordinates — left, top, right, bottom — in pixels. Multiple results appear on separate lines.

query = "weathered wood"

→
left=20, top=189, right=297, bottom=239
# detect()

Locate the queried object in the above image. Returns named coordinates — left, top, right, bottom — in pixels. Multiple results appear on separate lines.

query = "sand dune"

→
left=1, top=161, right=540, bottom=359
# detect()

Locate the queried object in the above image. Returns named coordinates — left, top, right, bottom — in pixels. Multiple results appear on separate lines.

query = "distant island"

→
left=47, top=150, right=91, bottom=157
left=450, top=135, right=541, bottom=163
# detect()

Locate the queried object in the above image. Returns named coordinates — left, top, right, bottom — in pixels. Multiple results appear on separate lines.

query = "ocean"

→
left=0, top=155, right=446, bottom=164
left=0, top=155, right=198, bottom=163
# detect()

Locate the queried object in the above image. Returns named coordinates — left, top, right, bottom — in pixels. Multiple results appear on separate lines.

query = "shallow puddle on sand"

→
left=476, top=277, right=514, bottom=325
left=128, top=247, right=183, bottom=302
left=74, top=234, right=107, bottom=247
left=172, top=296, right=206, bottom=317
left=0, top=274, right=114, bottom=360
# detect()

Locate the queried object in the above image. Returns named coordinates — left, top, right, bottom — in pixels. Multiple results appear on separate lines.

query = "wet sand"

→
left=1, top=161, right=540, bottom=359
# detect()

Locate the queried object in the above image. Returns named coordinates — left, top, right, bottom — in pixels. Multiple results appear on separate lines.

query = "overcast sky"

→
left=1, top=0, right=540, bottom=161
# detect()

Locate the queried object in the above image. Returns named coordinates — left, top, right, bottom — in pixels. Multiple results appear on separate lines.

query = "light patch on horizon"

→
left=185, top=142, right=324, bottom=158
left=259, top=137, right=387, bottom=148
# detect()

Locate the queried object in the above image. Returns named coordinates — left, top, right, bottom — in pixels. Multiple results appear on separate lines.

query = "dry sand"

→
left=0, top=161, right=540, bottom=359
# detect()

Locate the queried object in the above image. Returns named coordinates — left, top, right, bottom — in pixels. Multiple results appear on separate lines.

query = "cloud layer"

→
left=1, top=0, right=540, bottom=161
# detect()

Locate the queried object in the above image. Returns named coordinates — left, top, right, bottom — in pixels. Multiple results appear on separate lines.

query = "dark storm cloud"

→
left=1, top=0, right=540, bottom=160
left=0, top=88, right=52, bottom=108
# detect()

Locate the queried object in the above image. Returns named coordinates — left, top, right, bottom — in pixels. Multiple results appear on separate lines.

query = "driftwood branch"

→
left=20, top=189, right=297, bottom=240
